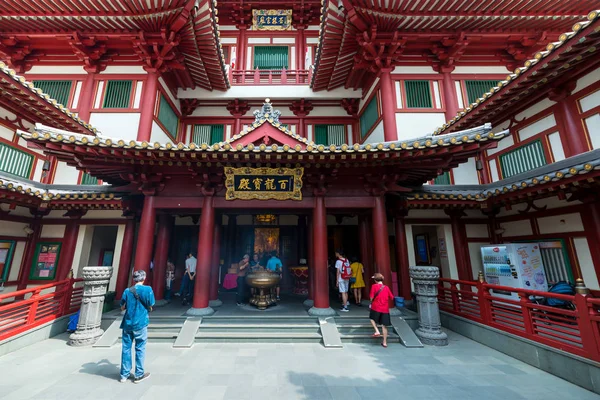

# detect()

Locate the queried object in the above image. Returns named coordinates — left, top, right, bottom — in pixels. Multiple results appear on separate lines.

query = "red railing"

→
left=229, top=68, right=312, bottom=85
left=439, top=278, right=600, bottom=362
left=0, top=278, right=83, bottom=342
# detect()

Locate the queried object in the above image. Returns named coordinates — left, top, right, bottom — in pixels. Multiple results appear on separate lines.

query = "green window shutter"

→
left=404, top=80, right=433, bottom=108
left=314, top=125, right=328, bottom=145
left=465, top=80, right=498, bottom=104
left=360, top=98, right=379, bottom=138
left=102, top=80, right=133, bottom=108
left=210, top=125, right=224, bottom=144
left=434, top=171, right=451, bottom=185
left=81, top=173, right=98, bottom=185
left=157, top=95, right=179, bottom=137
left=253, top=46, right=289, bottom=70
left=499, top=140, right=547, bottom=178
left=0, top=143, right=34, bottom=179
left=192, top=125, right=224, bottom=144
left=32, top=80, right=72, bottom=106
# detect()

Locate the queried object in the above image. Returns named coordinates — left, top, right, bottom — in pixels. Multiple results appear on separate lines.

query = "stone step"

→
left=195, top=331, right=323, bottom=343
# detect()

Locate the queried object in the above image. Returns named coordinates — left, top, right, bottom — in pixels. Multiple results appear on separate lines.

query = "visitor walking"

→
left=266, top=251, right=283, bottom=301
left=164, top=260, right=175, bottom=301
left=175, top=253, right=196, bottom=302
left=335, top=249, right=352, bottom=312
left=237, top=254, right=250, bottom=306
left=119, top=270, right=155, bottom=383
left=369, top=272, right=395, bottom=348
left=350, top=256, right=365, bottom=305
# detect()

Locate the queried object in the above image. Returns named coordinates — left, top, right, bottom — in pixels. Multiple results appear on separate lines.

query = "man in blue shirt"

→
left=119, top=270, right=155, bottom=383
left=266, top=251, right=283, bottom=301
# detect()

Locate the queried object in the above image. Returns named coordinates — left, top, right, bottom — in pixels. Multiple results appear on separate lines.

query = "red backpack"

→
left=339, top=258, right=352, bottom=279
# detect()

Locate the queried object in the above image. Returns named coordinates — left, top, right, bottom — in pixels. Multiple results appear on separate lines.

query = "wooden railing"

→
left=229, top=68, right=312, bottom=85
left=0, top=278, right=83, bottom=342
left=438, top=278, right=600, bottom=362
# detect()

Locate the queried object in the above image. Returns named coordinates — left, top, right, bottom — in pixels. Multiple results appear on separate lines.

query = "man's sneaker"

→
left=340, top=307, right=349, bottom=312
left=134, top=372, right=150, bottom=384
left=119, top=377, right=128, bottom=383
left=174, top=293, right=181, bottom=297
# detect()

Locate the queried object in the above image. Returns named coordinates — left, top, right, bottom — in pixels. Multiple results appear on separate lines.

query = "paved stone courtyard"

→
left=0, top=330, right=597, bottom=400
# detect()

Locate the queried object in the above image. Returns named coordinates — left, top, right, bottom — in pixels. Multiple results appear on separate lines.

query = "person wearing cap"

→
left=369, top=272, right=394, bottom=348
left=119, top=270, right=155, bottom=383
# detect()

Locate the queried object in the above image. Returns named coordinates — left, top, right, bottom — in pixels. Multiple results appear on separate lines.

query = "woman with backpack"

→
left=369, top=273, right=395, bottom=348
left=335, top=249, right=352, bottom=312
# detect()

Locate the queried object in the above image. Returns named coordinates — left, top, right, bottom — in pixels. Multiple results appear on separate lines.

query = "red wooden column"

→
left=379, top=68, right=398, bottom=142
left=77, top=68, right=98, bottom=123
left=209, top=218, right=222, bottom=307
left=358, top=215, right=372, bottom=301
left=236, top=25, right=247, bottom=71
left=393, top=210, right=411, bottom=300
left=308, top=194, right=335, bottom=316
left=441, top=69, right=459, bottom=121
left=56, top=211, right=85, bottom=281
left=477, top=152, right=491, bottom=184
left=133, top=196, right=156, bottom=276
left=446, top=209, right=472, bottom=281
left=550, top=82, right=589, bottom=157
left=136, top=70, right=159, bottom=142
left=17, top=220, right=42, bottom=290
left=190, top=194, right=216, bottom=315
left=580, top=199, right=600, bottom=284
left=116, top=218, right=136, bottom=299
left=152, top=214, right=173, bottom=302
left=305, top=216, right=314, bottom=306
left=372, top=196, right=393, bottom=285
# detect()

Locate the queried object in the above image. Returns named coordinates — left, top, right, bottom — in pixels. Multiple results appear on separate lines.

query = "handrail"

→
left=229, top=68, right=313, bottom=85
left=0, top=278, right=84, bottom=342
left=438, top=277, right=599, bottom=362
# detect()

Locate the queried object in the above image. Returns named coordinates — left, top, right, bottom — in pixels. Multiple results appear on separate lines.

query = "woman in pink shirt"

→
left=369, top=273, right=395, bottom=348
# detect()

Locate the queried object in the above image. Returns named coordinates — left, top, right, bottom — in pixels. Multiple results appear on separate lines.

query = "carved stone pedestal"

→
left=409, top=265, right=448, bottom=346
left=68, top=266, right=113, bottom=347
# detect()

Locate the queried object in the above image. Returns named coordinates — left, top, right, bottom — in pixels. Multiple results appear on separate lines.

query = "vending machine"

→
left=480, top=243, right=548, bottom=300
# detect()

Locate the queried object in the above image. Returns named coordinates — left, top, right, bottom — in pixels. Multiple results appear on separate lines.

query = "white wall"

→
left=468, top=242, right=490, bottom=279
left=53, top=161, right=80, bottom=185
left=150, top=121, right=173, bottom=143
left=8, top=241, right=26, bottom=282
left=89, top=113, right=140, bottom=141
left=573, top=237, right=599, bottom=290
left=366, top=120, right=385, bottom=143
left=395, top=113, right=446, bottom=140
left=40, top=225, right=66, bottom=238
left=452, top=157, right=479, bottom=184
left=0, top=221, right=30, bottom=237
left=0, top=123, right=14, bottom=141
left=537, top=213, right=584, bottom=234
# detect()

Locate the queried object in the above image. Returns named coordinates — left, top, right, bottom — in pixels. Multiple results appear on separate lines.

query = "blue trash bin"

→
left=395, top=297, right=404, bottom=308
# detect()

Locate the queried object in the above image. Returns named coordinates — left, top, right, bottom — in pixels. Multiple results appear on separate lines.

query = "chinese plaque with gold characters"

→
left=225, top=167, right=303, bottom=201
left=252, top=10, right=292, bottom=31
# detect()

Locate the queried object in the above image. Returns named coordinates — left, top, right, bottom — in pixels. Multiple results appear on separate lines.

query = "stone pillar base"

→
left=68, top=328, right=104, bottom=347
left=415, top=328, right=448, bottom=346
left=186, top=306, right=215, bottom=316
left=307, top=306, right=336, bottom=317
left=303, top=299, right=314, bottom=307
left=209, top=299, right=223, bottom=308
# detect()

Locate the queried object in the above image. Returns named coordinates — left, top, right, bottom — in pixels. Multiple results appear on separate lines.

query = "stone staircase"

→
left=334, top=317, right=402, bottom=343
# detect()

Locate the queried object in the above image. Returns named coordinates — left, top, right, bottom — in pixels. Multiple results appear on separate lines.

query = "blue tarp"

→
left=67, top=311, right=79, bottom=332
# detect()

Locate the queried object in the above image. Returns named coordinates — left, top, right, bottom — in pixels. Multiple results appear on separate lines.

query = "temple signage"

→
left=252, top=10, right=292, bottom=31
left=225, top=167, right=303, bottom=200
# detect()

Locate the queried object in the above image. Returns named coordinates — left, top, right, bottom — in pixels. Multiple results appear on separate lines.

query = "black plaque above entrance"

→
left=225, top=167, right=303, bottom=201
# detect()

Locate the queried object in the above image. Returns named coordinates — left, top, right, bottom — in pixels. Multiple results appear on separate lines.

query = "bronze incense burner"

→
left=245, top=271, right=280, bottom=310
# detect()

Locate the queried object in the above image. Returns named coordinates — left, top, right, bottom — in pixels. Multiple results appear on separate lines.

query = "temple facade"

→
left=0, top=1, right=599, bottom=317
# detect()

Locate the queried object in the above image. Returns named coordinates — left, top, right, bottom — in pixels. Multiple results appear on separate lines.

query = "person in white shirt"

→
left=175, top=253, right=196, bottom=299
left=335, top=249, right=351, bottom=312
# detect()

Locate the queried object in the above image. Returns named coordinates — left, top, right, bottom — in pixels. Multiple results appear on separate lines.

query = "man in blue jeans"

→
left=119, top=270, right=155, bottom=383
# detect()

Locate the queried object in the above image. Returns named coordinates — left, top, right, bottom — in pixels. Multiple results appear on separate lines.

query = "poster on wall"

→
left=30, top=242, right=61, bottom=280
left=0, top=240, right=16, bottom=282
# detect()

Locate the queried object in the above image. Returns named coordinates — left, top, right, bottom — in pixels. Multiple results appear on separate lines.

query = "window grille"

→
left=0, top=143, right=34, bottom=178
left=433, top=171, right=451, bottom=185
left=499, top=140, right=546, bottom=178
left=314, top=125, right=346, bottom=145
left=253, top=46, right=289, bottom=70
left=465, top=80, right=499, bottom=104
left=157, top=95, right=179, bottom=137
left=81, top=173, right=98, bottom=185
left=360, top=98, right=379, bottom=138
left=192, top=125, right=224, bottom=144
left=102, top=80, right=133, bottom=108
left=32, top=80, right=72, bottom=106
left=404, top=80, right=433, bottom=108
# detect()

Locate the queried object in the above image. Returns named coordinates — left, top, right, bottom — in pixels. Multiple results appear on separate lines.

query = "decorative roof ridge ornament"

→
left=253, top=98, right=282, bottom=124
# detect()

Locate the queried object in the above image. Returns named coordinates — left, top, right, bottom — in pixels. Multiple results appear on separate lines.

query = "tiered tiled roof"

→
left=437, top=9, right=600, bottom=134
left=0, top=62, right=97, bottom=135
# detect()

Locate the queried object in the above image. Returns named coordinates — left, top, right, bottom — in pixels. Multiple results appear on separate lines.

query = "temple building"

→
left=0, top=0, right=599, bottom=324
